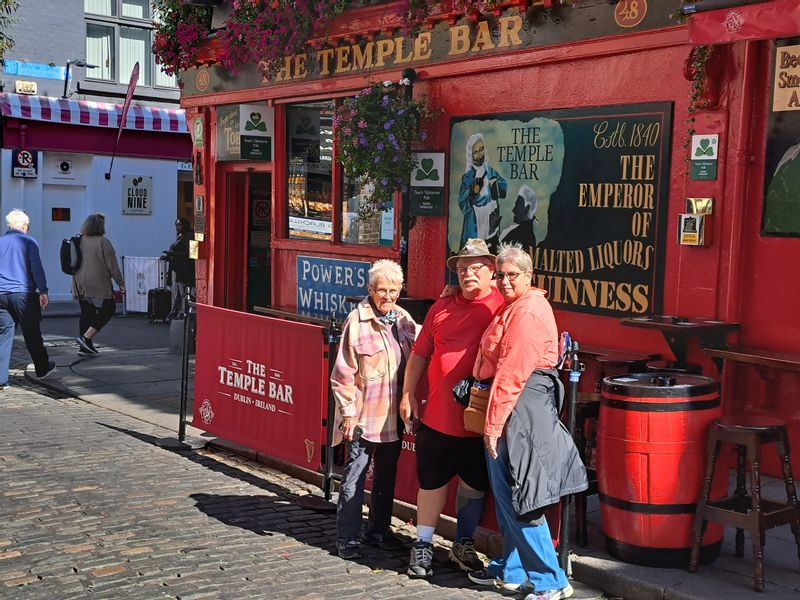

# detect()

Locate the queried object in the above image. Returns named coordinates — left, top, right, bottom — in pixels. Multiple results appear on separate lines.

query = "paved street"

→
left=1, top=312, right=603, bottom=599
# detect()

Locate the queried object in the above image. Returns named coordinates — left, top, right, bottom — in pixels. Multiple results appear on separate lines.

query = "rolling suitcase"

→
left=147, top=288, right=171, bottom=322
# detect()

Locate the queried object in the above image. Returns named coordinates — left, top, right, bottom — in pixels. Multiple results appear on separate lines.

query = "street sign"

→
left=11, top=149, right=38, bottom=178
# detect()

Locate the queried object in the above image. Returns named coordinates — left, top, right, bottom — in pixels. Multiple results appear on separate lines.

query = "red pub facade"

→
left=181, top=0, right=800, bottom=475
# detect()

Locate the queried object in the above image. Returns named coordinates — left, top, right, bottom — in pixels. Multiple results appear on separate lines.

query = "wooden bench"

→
left=704, top=345, right=800, bottom=374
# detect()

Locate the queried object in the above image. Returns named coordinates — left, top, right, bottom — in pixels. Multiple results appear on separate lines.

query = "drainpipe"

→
left=679, top=0, right=770, bottom=15
left=399, top=67, right=417, bottom=282
left=717, top=41, right=758, bottom=323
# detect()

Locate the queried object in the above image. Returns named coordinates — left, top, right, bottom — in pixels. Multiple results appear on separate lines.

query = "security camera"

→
left=59, top=160, right=72, bottom=173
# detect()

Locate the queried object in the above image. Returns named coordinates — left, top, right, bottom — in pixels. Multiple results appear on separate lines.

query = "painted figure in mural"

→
left=73, top=213, right=125, bottom=356
left=331, top=260, right=417, bottom=561
left=458, top=133, right=508, bottom=252
left=400, top=238, right=506, bottom=580
left=467, top=243, right=586, bottom=600
left=499, top=184, right=538, bottom=254
left=764, top=141, right=800, bottom=232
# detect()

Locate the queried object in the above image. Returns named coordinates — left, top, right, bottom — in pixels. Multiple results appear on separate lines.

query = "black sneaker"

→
left=407, top=541, right=433, bottom=578
left=336, top=538, right=362, bottom=560
left=76, top=335, right=98, bottom=354
left=363, top=529, right=404, bottom=551
left=35, top=360, right=57, bottom=379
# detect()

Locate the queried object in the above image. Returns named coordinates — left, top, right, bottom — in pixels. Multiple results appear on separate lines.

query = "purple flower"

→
left=401, top=185, right=408, bottom=193
left=382, top=95, right=389, bottom=107
left=392, top=155, right=399, bottom=162
left=381, top=178, right=389, bottom=186
left=420, top=131, right=428, bottom=141
left=388, top=133, right=396, bottom=141
left=397, top=109, right=406, bottom=116
left=376, top=142, right=384, bottom=150
left=374, top=156, right=381, bottom=163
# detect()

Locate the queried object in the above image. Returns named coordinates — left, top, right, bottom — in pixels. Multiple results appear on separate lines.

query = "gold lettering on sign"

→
left=773, top=44, right=800, bottom=112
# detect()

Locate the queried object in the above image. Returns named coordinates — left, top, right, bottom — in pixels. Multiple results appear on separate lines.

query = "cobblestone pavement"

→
left=0, top=379, right=603, bottom=600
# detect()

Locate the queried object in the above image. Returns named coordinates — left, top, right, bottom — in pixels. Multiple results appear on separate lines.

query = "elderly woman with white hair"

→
left=331, top=259, right=417, bottom=560
left=467, top=243, right=587, bottom=600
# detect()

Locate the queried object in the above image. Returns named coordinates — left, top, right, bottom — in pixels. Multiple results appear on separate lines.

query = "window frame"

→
left=281, top=98, right=399, bottom=250
left=84, top=0, right=178, bottom=91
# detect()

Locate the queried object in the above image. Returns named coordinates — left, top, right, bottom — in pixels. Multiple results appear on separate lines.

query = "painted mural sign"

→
left=181, top=4, right=674, bottom=97
left=296, top=256, right=370, bottom=319
left=764, top=38, right=800, bottom=235
left=447, top=103, right=672, bottom=318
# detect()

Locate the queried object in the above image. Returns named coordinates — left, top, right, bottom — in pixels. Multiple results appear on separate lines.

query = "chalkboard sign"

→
left=447, top=102, right=672, bottom=318
left=764, top=37, right=800, bottom=236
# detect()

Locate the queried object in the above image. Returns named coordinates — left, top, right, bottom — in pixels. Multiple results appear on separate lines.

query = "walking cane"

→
left=559, top=340, right=583, bottom=575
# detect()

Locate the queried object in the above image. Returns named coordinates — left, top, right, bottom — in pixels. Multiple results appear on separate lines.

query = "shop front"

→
left=181, top=1, right=800, bottom=481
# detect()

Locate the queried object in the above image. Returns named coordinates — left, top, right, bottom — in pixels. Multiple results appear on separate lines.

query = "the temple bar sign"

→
left=122, top=175, right=153, bottom=215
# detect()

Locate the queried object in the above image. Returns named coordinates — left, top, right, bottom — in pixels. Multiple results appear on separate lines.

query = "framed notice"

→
left=122, top=175, right=153, bottom=215
left=764, top=38, right=800, bottom=236
left=448, top=102, right=672, bottom=317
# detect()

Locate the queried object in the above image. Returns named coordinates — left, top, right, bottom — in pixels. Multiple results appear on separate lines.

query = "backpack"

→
left=60, top=235, right=82, bottom=275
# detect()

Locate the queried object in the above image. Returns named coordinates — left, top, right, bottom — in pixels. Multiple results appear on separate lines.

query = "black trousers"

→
left=0, top=292, right=50, bottom=376
left=78, top=298, right=116, bottom=335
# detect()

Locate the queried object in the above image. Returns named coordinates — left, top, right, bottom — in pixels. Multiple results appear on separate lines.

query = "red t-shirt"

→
left=412, top=288, right=506, bottom=437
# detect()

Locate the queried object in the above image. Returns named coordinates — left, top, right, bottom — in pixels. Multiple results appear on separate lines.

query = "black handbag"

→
left=452, top=376, right=475, bottom=407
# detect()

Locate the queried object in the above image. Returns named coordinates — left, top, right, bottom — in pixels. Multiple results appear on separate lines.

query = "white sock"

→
left=416, top=525, right=435, bottom=544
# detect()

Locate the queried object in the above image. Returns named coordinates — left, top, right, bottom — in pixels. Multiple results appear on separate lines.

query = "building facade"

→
left=0, top=0, right=191, bottom=302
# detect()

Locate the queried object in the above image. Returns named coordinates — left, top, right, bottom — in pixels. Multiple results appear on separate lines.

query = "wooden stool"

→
left=688, top=415, right=800, bottom=592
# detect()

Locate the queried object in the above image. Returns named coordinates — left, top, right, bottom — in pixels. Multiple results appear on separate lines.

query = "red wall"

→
left=190, top=32, right=800, bottom=473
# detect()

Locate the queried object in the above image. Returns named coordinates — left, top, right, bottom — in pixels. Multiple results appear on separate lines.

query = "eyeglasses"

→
left=456, top=264, right=487, bottom=276
left=370, top=286, right=401, bottom=298
left=493, top=271, right=527, bottom=282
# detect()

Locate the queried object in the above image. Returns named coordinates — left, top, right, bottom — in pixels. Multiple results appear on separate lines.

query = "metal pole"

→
left=559, top=340, right=582, bottom=574
left=322, top=313, right=340, bottom=502
left=178, top=292, right=193, bottom=442
left=398, top=67, right=417, bottom=282
left=679, top=0, right=768, bottom=15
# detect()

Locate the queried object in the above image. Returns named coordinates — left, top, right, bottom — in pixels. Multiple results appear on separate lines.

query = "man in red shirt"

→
left=400, top=239, right=506, bottom=579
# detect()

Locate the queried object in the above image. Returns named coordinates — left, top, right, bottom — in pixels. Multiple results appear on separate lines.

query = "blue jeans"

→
left=337, top=437, right=401, bottom=540
left=486, top=435, right=568, bottom=591
left=0, top=292, right=50, bottom=384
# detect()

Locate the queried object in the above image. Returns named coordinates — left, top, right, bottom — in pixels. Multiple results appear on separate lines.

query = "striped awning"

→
left=0, top=93, right=187, bottom=134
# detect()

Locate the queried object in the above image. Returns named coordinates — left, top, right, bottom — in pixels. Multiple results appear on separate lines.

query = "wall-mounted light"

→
left=62, top=59, right=98, bottom=99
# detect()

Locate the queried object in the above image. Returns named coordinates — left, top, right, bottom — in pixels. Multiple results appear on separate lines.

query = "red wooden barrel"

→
left=597, top=373, right=726, bottom=567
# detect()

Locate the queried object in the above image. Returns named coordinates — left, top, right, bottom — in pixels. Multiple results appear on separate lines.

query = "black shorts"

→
left=415, top=423, right=489, bottom=491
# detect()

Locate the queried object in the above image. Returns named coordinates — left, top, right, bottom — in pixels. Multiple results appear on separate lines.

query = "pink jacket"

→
left=331, top=298, right=417, bottom=443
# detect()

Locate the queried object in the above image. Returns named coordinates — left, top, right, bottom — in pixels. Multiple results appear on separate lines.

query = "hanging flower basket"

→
left=152, top=0, right=213, bottom=77
left=333, top=80, right=437, bottom=219
left=218, top=0, right=347, bottom=78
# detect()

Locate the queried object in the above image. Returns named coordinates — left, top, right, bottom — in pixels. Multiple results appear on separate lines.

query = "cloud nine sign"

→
left=122, top=175, right=153, bottom=215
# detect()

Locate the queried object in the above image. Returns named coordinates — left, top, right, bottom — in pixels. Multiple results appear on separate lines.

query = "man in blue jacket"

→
left=0, top=209, right=55, bottom=389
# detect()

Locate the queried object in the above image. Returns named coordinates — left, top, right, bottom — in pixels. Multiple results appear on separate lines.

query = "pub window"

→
left=287, top=101, right=334, bottom=241
left=285, top=99, right=394, bottom=246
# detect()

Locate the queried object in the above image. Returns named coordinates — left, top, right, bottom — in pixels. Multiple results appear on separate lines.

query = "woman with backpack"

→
left=72, top=213, right=125, bottom=355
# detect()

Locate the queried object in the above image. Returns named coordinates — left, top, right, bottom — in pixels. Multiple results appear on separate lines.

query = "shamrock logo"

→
left=415, top=158, right=440, bottom=182
left=245, top=112, right=267, bottom=132
left=695, top=138, right=715, bottom=157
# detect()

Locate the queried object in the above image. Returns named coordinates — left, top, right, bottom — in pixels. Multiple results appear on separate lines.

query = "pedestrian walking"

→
left=466, top=243, right=586, bottom=600
left=331, top=259, right=417, bottom=560
left=400, top=238, right=506, bottom=579
left=0, top=209, right=56, bottom=387
left=72, top=214, right=125, bottom=355
left=163, top=217, right=194, bottom=321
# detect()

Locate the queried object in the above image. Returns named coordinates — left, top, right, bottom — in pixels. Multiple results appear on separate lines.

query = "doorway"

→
left=220, top=170, right=272, bottom=312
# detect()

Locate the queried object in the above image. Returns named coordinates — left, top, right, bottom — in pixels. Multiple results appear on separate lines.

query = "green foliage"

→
left=0, top=0, right=19, bottom=60
left=333, top=80, right=438, bottom=219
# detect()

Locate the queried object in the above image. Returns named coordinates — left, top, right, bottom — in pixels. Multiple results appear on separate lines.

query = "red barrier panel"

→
left=193, top=304, right=327, bottom=469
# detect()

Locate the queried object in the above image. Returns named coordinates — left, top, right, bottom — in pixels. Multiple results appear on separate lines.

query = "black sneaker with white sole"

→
left=449, top=538, right=484, bottom=571
left=76, top=335, right=98, bottom=354
left=35, top=360, right=56, bottom=379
